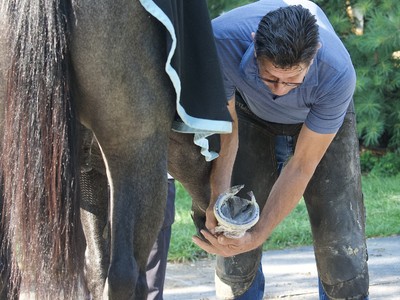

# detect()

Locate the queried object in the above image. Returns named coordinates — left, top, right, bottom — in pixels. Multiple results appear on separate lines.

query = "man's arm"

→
left=193, top=124, right=336, bottom=256
left=205, top=96, right=239, bottom=233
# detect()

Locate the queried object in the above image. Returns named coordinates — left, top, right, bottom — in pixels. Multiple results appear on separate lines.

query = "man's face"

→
left=257, top=58, right=309, bottom=96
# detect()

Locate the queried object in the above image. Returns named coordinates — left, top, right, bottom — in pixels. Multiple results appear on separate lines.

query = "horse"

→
left=0, top=0, right=227, bottom=299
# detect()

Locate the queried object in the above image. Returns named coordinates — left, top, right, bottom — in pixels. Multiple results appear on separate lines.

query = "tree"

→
left=315, top=0, right=400, bottom=150
left=207, top=0, right=254, bottom=18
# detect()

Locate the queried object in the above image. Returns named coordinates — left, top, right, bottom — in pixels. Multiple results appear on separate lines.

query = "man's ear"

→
left=309, top=42, right=322, bottom=64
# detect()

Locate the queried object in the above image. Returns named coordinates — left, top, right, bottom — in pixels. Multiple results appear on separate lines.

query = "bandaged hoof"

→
left=214, top=185, right=259, bottom=238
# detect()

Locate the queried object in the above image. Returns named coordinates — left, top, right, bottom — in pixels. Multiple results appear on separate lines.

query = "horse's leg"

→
left=70, top=1, right=174, bottom=299
left=79, top=127, right=110, bottom=299
left=168, top=131, right=213, bottom=234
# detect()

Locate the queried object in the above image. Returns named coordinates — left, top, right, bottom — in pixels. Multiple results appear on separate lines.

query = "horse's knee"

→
left=106, top=258, right=139, bottom=300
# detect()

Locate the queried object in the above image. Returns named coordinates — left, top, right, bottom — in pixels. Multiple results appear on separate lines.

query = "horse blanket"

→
left=140, top=0, right=232, bottom=160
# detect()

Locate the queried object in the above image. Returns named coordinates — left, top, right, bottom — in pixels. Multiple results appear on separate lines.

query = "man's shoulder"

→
left=317, top=31, right=354, bottom=76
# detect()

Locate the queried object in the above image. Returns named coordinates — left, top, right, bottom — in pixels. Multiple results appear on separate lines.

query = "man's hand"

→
left=192, top=229, right=259, bottom=257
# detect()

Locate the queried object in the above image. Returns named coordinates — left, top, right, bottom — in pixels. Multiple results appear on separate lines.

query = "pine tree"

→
left=315, top=0, right=400, bottom=150
left=207, top=0, right=254, bottom=18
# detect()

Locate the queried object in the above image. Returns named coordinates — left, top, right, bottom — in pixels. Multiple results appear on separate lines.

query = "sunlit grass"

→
left=362, top=174, right=400, bottom=237
left=168, top=182, right=207, bottom=262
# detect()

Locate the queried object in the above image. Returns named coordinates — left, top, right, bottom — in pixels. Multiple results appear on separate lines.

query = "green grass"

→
left=168, top=183, right=206, bottom=262
left=168, top=175, right=400, bottom=262
left=362, top=174, right=400, bottom=237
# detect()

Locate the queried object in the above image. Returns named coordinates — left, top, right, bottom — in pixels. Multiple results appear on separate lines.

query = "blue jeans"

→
left=234, top=264, right=265, bottom=300
left=214, top=95, right=369, bottom=299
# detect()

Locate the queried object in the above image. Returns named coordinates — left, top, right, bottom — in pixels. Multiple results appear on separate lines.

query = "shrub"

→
left=360, top=149, right=379, bottom=174
left=371, top=151, right=400, bottom=177
left=315, top=0, right=400, bottom=149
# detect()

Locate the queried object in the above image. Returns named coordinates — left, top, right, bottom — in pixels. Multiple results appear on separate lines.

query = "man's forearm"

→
left=209, top=98, right=239, bottom=205
left=252, top=159, right=314, bottom=246
left=253, top=125, right=336, bottom=245
left=210, top=132, right=238, bottom=204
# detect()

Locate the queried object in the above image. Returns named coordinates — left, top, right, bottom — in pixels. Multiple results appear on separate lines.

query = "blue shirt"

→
left=212, top=0, right=356, bottom=134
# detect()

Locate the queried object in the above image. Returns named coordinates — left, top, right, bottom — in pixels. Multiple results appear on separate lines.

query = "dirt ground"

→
left=163, top=236, right=400, bottom=300
left=19, top=236, right=400, bottom=299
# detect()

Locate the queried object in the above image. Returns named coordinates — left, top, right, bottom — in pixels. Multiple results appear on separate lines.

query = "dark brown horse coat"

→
left=0, top=1, right=230, bottom=299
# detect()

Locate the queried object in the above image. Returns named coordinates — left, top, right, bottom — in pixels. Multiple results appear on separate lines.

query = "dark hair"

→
left=254, top=5, right=319, bottom=68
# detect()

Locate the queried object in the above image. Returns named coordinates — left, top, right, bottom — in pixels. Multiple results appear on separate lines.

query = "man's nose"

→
left=271, top=83, right=288, bottom=96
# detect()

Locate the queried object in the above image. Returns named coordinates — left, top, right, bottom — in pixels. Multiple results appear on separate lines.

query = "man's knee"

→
left=320, top=272, right=369, bottom=300
left=317, top=242, right=369, bottom=300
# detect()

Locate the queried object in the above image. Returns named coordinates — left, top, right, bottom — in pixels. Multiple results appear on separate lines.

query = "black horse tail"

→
left=1, top=0, right=83, bottom=298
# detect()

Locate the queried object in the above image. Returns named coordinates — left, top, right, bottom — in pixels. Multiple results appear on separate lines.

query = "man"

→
left=192, top=1, right=369, bottom=299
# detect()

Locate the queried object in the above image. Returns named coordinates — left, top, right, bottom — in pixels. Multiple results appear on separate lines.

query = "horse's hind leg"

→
left=79, top=128, right=110, bottom=300
left=70, top=1, right=174, bottom=298
left=168, top=131, right=213, bottom=234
